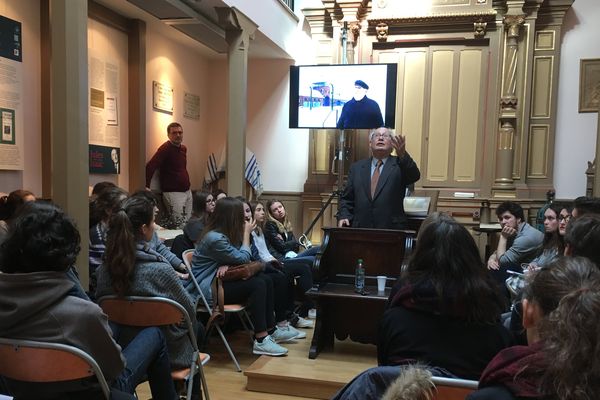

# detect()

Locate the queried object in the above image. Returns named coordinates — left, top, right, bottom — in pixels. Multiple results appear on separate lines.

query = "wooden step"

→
left=244, top=340, right=377, bottom=399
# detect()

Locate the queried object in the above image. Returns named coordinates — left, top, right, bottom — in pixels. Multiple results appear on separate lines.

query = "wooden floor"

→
left=136, top=324, right=377, bottom=400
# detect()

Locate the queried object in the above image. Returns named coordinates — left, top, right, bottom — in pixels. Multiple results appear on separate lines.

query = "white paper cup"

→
left=377, top=276, right=386, bottom=292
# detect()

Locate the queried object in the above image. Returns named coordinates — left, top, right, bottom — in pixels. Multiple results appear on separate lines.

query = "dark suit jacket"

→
left=337, top=154, right=420, bottom=229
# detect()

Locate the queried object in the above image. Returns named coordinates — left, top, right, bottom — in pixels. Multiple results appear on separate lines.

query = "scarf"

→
left=478, top=342, right=546, bottom=398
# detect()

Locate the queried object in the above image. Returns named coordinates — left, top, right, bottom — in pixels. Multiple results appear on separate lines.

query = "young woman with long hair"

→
left=264, top=199, right=319, bottom=268
left=89, top=186, right=128, bottom=296
left=250, top=199, right=314, bottom=328
left=187, top=197, right=304, bottom=356
left=528, top=203, right=568, bottom=269
left=469, top=256, right=600, bottom=400
left=95, top=196, right=203, bottom=396
left=378, top=214, right=511, bottom=380
left=0, top=202, right=177, bottom=400
left=171, top=191, right=215, bottom=258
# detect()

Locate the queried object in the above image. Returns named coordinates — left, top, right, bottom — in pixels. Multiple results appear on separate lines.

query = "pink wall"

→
left=145, top=29, right=212, bottom=190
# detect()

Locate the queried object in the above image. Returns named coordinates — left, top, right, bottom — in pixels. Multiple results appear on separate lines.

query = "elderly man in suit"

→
left=337, top=127, right=421, bottom=230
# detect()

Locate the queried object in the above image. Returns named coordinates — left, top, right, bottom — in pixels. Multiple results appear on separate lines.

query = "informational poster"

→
left=153, top=81, right=173, bottom=113
left=0, top=15, right=23, bottom=170
left=183, top=92, right=200, bottom=120
left=88, top=51, right=120, bottom=152
left=89, top=144, right=120, bottom=174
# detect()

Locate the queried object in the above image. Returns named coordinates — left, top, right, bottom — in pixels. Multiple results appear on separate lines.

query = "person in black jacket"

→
left=337, top=127, right=420, bottom=230
left=379, top=214, right=511, bottom=380
left=336, top=80, right=384, bottom=130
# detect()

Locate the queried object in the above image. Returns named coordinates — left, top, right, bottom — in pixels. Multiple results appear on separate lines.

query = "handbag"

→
left=220, top=261, right=265, bottom=281
left=207, top=261, right=264, bottom=329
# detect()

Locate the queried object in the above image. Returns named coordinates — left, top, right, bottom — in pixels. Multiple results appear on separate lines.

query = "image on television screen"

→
left=289, top=64, right=397, bottom=130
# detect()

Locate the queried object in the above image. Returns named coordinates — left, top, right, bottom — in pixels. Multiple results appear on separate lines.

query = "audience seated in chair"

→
left=378, top=213, right=511, bottom=380
left=571, top=195, right=600, bottom=218
left=185, top=197, right=303, bottom=357
left=95, top=196, right=203, bottom=398
left=0, top=189, right=35, bottom=244
left=249, top=199, right=314, bottom=328
left=468, top=256, right=600, bottom=400
left=487, top=201, right=544, bottom=283
left=0, top=201, right=177, bottom=400
left=171, top=190, right=215, bottom=259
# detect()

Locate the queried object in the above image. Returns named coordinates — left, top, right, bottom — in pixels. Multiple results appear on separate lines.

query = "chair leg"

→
left=236, top=312, right=255, bottom=345
left=198, top=361, right=210, bottom=400
left=214, top=325, right=242, bottom=372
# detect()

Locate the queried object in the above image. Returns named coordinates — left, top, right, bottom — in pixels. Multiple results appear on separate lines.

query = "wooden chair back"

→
left=0, top=337, right=111, bottom=399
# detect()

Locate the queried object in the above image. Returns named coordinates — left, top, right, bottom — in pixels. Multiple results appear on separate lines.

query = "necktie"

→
left=371, top=159, right=382, bottom=198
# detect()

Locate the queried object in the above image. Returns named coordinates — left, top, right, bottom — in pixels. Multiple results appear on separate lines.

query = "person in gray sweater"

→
left=95, top=196, right=204, bottom=397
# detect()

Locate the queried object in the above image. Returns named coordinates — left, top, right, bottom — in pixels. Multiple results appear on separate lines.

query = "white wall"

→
left=145, top=29, right=211, bottom=191
left=0, top=0, right=41, bottom=196
left=554, top=0, right=600, bottom=198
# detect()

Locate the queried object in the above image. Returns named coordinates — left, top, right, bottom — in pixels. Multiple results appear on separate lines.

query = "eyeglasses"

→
left=559, top=215, right=571, bottom=222
left=372, top=133, right=391, bottom=140
left=207, top=198, right=215, bottom=203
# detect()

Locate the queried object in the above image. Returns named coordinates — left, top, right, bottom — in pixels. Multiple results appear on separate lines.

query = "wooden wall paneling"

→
left=527, top=124, right=550, bottom=178
left=530, top=56, right=553, bottom=119
left=41, top=0, right=51, bottom=198
left=401, top=49, right=427, bottom=168
left=425, top=49, right=454, bottom=183
left=454, top=48, right=483, bottom=184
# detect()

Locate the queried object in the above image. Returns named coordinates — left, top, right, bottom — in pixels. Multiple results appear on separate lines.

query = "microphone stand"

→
left=301, top=189, right=343, bottom=239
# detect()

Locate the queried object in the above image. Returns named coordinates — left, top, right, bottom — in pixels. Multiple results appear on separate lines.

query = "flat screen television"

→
left=289, top=63, right=397, bottom=130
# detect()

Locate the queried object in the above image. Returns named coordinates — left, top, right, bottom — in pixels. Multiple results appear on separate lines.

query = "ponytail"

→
left=104, top=197, right=153, bottom=296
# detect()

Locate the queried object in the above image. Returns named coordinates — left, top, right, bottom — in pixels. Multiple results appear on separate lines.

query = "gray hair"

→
left=369, top=127, right=394, bottom=141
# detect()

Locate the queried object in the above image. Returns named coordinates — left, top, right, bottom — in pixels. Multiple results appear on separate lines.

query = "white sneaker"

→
left=253, top=335, right=288, bottom=356
left=294, top=316, right=314, bottom=329
left=286, top=324, right=306, bottom=339
left=271, top=325, right=300, bottom=343
left=308, top=308, right=317, bottom=319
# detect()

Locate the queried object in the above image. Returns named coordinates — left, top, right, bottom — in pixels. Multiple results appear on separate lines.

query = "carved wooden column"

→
left=493, top=12, right=525, bottom=197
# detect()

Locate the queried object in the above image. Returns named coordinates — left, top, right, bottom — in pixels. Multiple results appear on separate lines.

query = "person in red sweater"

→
left=146, top=122, right=192, bottom=228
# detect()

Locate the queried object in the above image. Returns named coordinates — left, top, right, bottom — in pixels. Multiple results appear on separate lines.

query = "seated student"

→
left=213, top=188, right=227, bottom=201
left=95, top=196, right=203, bottom=397
left=468, top=256, right=600, bottom=400
left=186, top=197, right=302, bottom=356
left=0, top=189, right=35, bottom=244
left=171, top=191, right=215, bottom=259
left=379, top=214, right=511, bottom=380
left=0, top=201, right=177, bottom=400
left=564, top=213, right=600, bottom=266
left=571, top=195, right=600, bottom=218
left=264, top=199, right=319, bottom=262
left=527, top=203, right=566, bottom=269
left=89, top=186, right=128, bottom=297
left=487, top=201, right=543, bottom=282
left=130, top=190, right=189, bottom=279
left=250, top=199, right=314, bottom=328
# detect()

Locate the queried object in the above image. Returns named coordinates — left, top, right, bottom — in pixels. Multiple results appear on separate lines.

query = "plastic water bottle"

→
left=355, top=259, right=365, bottom=293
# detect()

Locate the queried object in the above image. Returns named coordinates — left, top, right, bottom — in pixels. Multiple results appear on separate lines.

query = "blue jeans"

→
left=114, top=327, right=177, bottom=400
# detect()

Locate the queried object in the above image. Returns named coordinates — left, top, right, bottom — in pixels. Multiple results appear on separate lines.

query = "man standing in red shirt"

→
left=146, top=122, right=192, bottom=228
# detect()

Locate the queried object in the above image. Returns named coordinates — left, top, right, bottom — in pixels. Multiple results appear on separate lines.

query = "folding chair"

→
left=97, top=295, right=210, bottom=400
left=431, top=376, right=478, bottom=400
left=182, top=249, right=254, bottom=372
left=0, top=337, right=111, bottom=399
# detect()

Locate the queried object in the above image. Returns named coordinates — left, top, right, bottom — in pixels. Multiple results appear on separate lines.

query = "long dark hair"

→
left=104, top=197, right=154, bottom=296
left=89, top=186, right=127, bottom=227
left=192, top=191, right=212, bottom=220
left=201, top=197, right=245, bottom=247
left=0, top=189, right=35, bottom=221
left=0, top=201, right=80, bottom=273
left=402, top=216, right=505, bottom=322
left=524, top=257, right=600, bottom=399
left=541, top=203, right=565, bottom=253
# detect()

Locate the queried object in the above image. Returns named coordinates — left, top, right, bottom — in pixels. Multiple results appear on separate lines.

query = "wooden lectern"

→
left=307, top=227, right=416, bottom=359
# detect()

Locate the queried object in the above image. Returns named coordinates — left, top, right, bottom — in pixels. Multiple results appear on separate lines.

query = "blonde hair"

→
left=266, top=199, right=293, bottom=234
